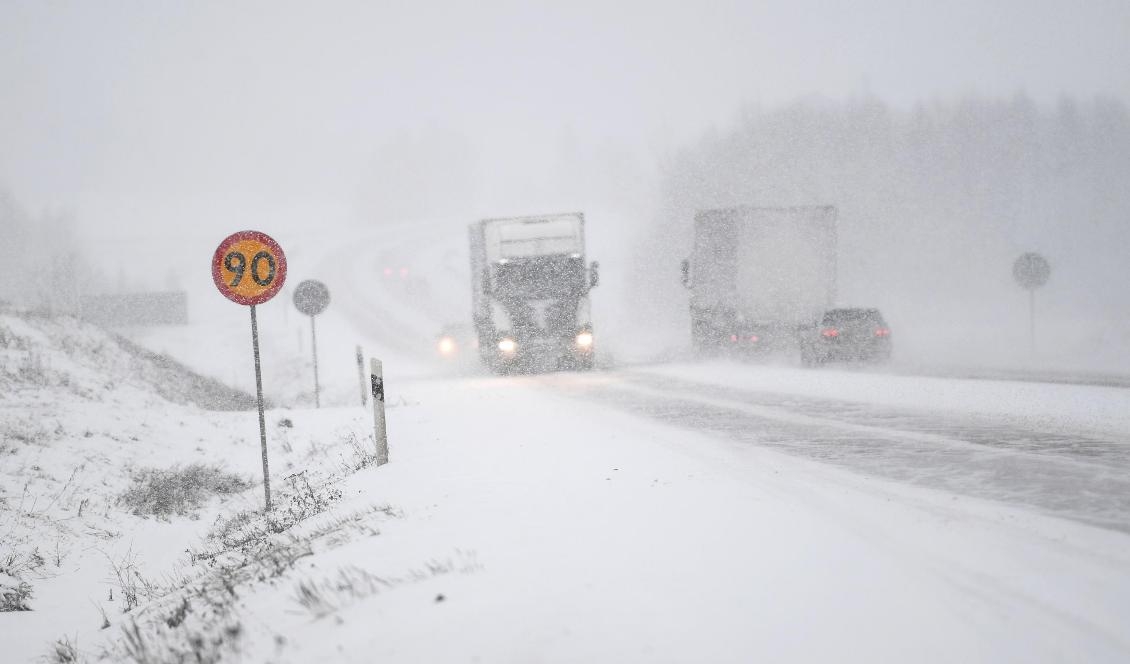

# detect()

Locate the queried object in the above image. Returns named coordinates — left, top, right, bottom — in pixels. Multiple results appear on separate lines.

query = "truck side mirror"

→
left=589, top=261, right=600, bottom=289
left=680, top=259, right=691, bottom=288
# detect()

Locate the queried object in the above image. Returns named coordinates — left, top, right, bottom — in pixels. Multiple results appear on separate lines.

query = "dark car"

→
left=801, top=308, right=892, bottom=366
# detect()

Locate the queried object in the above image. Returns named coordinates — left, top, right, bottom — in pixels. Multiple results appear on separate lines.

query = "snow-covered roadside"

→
left=47, top=372, right=1130, bottom=663
left=0, top=313, right=374, bottom=661
left=636, top=361, right=1130, bottom=437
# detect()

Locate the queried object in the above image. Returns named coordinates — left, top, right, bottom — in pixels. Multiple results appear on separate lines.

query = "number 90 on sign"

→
left=212, top=230, right=288, bottom=305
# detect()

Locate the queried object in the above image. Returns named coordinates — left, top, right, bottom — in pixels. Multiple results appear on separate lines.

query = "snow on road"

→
left=98, top=369, right=1116, bottom=663
left=553, top=365, right=1130, bottom=533
left=641, top=361, right=1130, bottom=436
left=284, top=372, right=1130, bottom=663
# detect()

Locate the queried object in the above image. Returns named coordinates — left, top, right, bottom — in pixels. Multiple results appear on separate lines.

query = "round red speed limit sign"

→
left=212, top=230, right=287, bottom=305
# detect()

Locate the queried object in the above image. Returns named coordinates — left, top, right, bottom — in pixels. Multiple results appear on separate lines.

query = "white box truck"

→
left=681, top=205, right=837, bottom=354
left=470, top=212, right=599, bottom=372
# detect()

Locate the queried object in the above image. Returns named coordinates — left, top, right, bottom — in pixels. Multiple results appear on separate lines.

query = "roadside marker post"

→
left=212, top=230, right=287, bottom=512
left=293, top=280, right=331, bottom=408
left=370, top=358, right=388, bottom=465
left=356, top=345, right=368, bottom=406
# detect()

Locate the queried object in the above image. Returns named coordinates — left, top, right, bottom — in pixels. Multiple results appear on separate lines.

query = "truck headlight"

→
left=437, top=336, right=457, bottom=356
left=498, top=338, right=517, bottom=354
left=575, top=332, right=594, bottom=349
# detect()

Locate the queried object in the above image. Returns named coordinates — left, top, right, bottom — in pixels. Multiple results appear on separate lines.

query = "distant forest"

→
left=0, top=191, right=102, bottom=313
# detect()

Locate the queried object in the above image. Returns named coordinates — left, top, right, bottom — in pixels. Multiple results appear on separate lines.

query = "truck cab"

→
left=470, top=213, right=599, bottom=372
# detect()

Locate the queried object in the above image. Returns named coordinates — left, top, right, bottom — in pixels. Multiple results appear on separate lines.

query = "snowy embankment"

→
left=0, top=313, right=377, bottom=661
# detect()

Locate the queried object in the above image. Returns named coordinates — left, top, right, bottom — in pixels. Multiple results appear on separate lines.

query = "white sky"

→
left=2, top=0, right=1128, bottom=252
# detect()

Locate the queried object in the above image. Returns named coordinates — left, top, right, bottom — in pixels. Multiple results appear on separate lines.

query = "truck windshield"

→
left=494, top=255, right=585, bottom=299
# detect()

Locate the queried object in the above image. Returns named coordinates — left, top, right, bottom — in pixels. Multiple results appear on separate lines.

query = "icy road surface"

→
left=542, top=365, right=1130, bottom=534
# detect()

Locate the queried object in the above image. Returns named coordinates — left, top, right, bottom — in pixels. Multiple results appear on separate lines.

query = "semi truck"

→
left=469, top=212, right=599, bottom=372
left=680, top=205, right=837, bottom=354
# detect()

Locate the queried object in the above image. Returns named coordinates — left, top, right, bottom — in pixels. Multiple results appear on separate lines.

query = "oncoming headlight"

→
left=575, top=332, right=594, bottom=349
left=437, top=336, right=457, bottom=356
left=497, top=338, right=517, bottom=354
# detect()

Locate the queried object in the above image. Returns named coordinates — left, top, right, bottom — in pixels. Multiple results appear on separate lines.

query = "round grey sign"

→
left=1012, top=253, right=1051, bottom=291
left=293, top=279, right=330, bottom=316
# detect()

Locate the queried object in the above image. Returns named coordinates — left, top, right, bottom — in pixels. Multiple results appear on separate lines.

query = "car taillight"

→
left=749, top=335, right=759, bottom=343
left=821, top=328, right=839, bottom=338
left=875, top=328, right=891, bottom=337
left=730, top=334, right=738, bottom=342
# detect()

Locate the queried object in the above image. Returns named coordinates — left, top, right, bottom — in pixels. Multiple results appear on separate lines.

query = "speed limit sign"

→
left=211, top=229, right=288, bottom=512
left=211, top=230, right=287, bottom=305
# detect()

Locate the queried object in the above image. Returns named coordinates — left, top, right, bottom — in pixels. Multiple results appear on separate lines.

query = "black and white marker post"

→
left=293, top=280, right=331, bottom=408
left=356, top=345, right=368, bottom=406
left=370, top=358, right=389, bottom=465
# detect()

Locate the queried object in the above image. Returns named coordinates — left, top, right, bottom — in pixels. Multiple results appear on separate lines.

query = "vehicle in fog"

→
left=681, top=205, right=837, bottom=356
left=435, top=322, right=475, bottom=359
left=469, top=212, right=599, bottom=373
left=800, top=308, right=892, bottom=365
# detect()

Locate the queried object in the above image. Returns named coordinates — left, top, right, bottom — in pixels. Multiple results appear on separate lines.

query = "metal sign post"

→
left=249, top=304, right=271, bottom=511
left=1012, top=252, right=1051, bottom=357
left=293, top=280, right=331, bottom=409
left=212, top=230, right=288, bottom=512
left=371, top=358, right=388, bottom=465
left=311, top=314, right=320, bottom=408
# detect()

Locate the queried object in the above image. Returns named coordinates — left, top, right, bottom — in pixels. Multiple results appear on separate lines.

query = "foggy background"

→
left=3, top=0, right=1129, bottom=370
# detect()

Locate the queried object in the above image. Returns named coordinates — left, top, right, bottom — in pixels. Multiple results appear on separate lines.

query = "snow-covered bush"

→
left=1, top=571, right=33, bottom=611
left=119, top=464, right=251, bottom=518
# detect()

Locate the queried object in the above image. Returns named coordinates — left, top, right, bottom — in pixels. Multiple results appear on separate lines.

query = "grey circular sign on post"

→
left=293, top=279, right=330, bottom=316
left=1012, top=253, right=1050, bottom=291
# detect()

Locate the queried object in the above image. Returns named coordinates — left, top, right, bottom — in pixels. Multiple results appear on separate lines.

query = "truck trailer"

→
left=681, top=205, right=837, bottom=354
left=469, top=212, right=599, bottom=372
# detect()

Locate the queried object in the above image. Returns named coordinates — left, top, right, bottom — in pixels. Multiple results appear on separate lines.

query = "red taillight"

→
left=730, top=334, right=738, bottom=342
left=875, top=328, right=890, bottom=337
left=749, top=335, right=760, bottom=343
left=821, top=328, right=839, bottom=338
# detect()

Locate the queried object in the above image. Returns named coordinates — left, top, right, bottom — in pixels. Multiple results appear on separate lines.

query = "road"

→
left=539, top=367, right=1130, bottom=534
